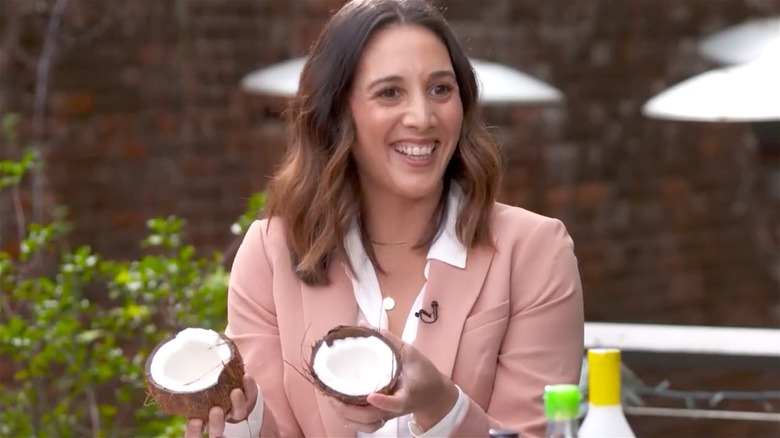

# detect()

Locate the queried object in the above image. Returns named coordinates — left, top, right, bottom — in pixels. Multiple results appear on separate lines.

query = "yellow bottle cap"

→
left=587, top=348, right=621, bottom=406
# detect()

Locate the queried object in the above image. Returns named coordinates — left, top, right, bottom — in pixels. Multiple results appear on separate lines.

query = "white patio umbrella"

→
left=469, top=58, right=563, bottom=105
left=240, top=57, right=564, bottom=105
left=642, top=51, right=780, bottom=122
left=241, top=58, right=303, bottom=98
left=699, top=16, right=780, bottom=65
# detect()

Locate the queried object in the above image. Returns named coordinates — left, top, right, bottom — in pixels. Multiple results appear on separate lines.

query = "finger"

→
left=328, top=398, right=385, bottom=424
left=367, top=388, right=407, bottom=413
left=184, top=419, right=203, bottom=438
left=230, top=389, right=246, bottom=420
left=208, top=406, right=225, bottom=438
left=227, top=375, right=258, bottom=423
left=243, top=374, right=258, bottom=403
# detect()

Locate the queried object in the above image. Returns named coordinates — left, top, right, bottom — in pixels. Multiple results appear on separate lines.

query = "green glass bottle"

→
left=543, top=384, right=581, bottom=438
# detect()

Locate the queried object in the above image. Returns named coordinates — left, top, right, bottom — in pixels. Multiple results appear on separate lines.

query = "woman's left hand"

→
left=328, top=328, right=459, bottom=433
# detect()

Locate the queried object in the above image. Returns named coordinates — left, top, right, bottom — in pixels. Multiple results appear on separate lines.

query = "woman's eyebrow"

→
left=367, top=70, right=456, bottom=89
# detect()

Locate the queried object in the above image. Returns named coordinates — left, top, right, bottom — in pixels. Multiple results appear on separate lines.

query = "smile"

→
left=391, top=141, right=438, bottom=157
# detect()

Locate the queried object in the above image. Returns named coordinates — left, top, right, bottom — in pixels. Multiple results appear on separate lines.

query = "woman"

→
left=186, top=0, right=584, bottom=437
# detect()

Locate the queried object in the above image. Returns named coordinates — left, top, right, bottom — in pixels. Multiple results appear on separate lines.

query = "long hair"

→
left=264, top=0, right=503, bottom=285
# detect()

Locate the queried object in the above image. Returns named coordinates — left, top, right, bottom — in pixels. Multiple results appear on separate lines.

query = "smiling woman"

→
left=184, top=1, right=584, bottom=438
left=268, top=0, right=501, bottom=291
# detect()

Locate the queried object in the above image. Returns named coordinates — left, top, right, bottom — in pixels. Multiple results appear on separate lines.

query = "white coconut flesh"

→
left=149, top=328, right=232, bottom=393
left=313, top=335, right=398, bottom=396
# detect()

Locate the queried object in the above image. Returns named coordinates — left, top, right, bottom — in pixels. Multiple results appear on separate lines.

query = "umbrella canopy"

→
left=240, top=58, right=304, bottom=98
left=699, top=16, right=780, bottom=65
left=468, top=59, right=563, bottom=105
left=642, top=51, right=780, bottom=123
left=240, top=57, right=563, bottom=106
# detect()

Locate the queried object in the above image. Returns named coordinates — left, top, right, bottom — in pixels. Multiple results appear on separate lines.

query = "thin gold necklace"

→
left=370, top=239, right=410, bottom=246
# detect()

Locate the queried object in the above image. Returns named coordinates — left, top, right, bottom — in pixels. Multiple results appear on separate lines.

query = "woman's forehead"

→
left=353, top=24, right=454, bottom=84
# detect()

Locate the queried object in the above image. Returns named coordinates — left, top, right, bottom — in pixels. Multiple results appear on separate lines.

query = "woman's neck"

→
left=360, top=186, right=444, bottom=246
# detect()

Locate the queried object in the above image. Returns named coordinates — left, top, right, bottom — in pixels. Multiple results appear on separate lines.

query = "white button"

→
left=382, top=296, right=396, bottom=311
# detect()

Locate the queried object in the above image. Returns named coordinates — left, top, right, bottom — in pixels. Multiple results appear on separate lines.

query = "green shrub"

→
left=0, top=113, right=266, bottom=437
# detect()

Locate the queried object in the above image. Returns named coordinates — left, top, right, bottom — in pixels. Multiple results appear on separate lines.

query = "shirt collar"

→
left=344, top=184, right=468, bottom=277
left=427, top=184, right=467, bottom=269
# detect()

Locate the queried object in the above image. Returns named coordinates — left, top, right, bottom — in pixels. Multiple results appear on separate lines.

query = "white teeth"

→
left=393, top=143, right=435, bottom=156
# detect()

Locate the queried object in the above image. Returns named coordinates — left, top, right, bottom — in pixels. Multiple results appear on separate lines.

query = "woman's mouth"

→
left=391, top=142, right=438, bottom=159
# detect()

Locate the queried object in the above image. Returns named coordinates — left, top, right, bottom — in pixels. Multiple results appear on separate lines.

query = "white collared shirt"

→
left=344, top=186, right=469, bottom=438
left=224, top=185, right=470, bottom=437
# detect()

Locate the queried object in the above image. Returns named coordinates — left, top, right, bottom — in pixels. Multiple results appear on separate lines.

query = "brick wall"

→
left=1, top=0, right=778, bottom=436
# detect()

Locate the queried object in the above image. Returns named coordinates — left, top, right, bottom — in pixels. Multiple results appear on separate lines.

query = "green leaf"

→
left=13, top=369, right=29, bottom=382
left=125, top=303, right=150, bottom=321
left=76, top=329, right=105, bottom=344
left=231, top=192, right=267, bottom=235
left=2, top=112, right=20, bottom=142
left=99, top=404, right=118, bottom=419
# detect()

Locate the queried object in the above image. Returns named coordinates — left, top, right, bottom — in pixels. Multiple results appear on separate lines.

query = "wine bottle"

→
left=578, top=348, right=636, bottom=438
left=543, top=384, right=581, bottom=438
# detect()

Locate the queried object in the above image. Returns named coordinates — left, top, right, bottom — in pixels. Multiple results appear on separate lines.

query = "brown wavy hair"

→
left=264, top=0, right=503, bottom=286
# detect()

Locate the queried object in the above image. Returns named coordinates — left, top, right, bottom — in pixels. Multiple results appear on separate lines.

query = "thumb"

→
left=367, top=387, right=408, bottom=413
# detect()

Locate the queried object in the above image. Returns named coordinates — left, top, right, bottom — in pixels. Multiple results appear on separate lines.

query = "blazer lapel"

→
left=413, top=245, right=495, bottom=378
left=300, top=258, right=359, bottom=437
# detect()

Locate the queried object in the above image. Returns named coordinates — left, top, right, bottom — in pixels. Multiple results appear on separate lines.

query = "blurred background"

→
left=1, top=0, right=778, bottom=436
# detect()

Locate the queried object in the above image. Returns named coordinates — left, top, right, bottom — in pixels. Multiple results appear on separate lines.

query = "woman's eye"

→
left=430, top=83, right=454, bottom=97
left=377, top=87, right=401, bottom=99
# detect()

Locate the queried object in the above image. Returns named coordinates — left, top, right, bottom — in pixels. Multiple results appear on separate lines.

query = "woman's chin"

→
left=388, top=180, right=445, bottom=202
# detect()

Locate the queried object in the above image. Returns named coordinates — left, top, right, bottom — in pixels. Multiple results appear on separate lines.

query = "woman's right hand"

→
left=185, top=374, right=259, bottom=438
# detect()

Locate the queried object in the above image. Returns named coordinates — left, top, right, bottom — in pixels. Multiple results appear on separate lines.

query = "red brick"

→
left=577, top=182, right=611, bottom=207
left=121, top=141, right=146, bottom=161
left=545, top=186, right=573, bottom=211
left=50, top=90, right=96, bottom=118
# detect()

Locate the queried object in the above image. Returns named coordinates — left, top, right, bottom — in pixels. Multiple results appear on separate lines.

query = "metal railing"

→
left=580, top=322, right=780, bottom=423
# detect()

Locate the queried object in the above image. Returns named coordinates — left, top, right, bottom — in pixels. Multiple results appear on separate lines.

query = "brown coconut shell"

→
left=307, top=325, right=402, bottom=406
left=144, top=332, right=245, bottom=420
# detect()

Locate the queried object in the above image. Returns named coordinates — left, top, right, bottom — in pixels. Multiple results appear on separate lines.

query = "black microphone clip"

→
left=415, top=300, right=439, bottom=324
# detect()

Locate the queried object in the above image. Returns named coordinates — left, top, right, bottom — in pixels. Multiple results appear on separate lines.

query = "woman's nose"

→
left=401, top=94, right=435, bottom=130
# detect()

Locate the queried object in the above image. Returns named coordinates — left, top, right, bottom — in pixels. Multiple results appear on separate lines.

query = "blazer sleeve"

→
left=451, top=217, right=585, bottom=438
left=223, top=219, right=303, bottom=437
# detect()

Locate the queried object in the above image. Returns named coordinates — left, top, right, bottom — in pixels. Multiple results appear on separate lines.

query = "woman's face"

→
left=348, top=24, right=463, bottom=203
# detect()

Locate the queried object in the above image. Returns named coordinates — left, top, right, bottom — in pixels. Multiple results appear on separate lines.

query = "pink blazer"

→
left=226, top=202, right=584, bottom=438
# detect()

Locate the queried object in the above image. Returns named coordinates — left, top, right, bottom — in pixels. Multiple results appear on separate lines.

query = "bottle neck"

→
left=589, top=360, right=621, bottom=406
left=546, top=419, right=578, bottom=438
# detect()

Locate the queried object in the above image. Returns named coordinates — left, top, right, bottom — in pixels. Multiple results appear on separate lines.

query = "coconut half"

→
left=307, top=325, right=402, bottom=406
left=144, top=327, right=245, bottom=420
